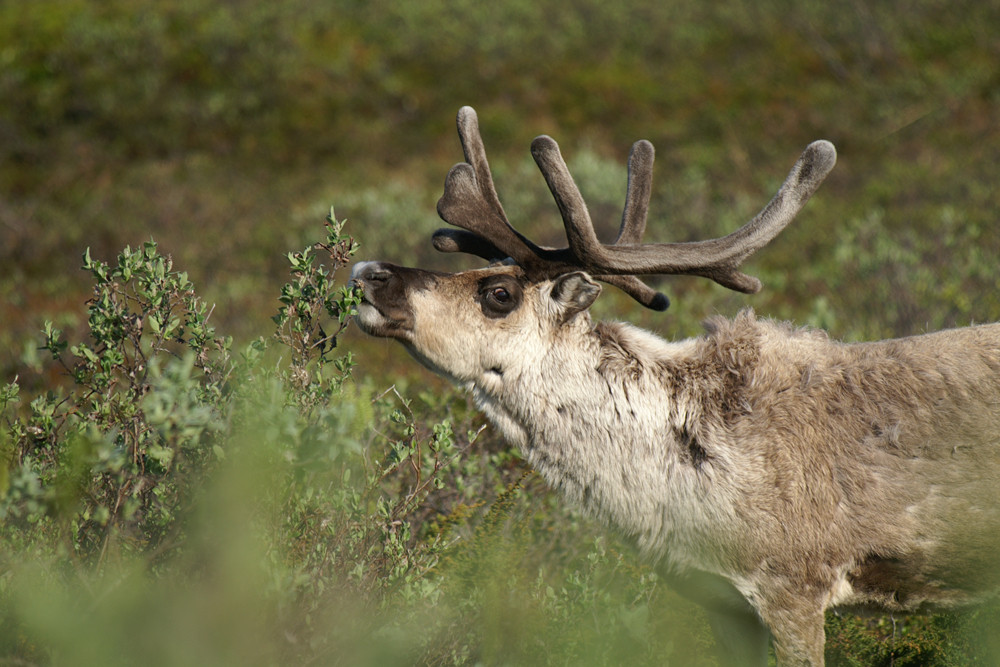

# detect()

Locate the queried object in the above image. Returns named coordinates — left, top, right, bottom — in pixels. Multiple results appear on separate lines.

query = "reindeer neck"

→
left=469, top=315, right=756, bottom=559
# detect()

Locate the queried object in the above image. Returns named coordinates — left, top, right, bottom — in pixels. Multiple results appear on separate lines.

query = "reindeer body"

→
left=350, top=107, right=1000, bottom=665
left=506, top=308, right=1000, bottom=572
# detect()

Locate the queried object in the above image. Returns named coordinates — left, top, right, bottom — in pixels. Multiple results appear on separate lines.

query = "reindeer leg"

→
left=756, top=593, right=827, bottom=667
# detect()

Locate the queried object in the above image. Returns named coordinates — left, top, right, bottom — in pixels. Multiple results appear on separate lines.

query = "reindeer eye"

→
left=478, top=278, right=521, bottom=318
left=489, top=287, right=510, bottom=303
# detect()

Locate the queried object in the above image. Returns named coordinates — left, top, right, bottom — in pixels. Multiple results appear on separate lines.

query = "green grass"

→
left=2, top=0, right=1000, bottom=664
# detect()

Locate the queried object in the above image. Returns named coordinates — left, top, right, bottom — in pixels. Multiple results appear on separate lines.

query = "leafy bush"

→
left=3, top=238, right=234, bottom=561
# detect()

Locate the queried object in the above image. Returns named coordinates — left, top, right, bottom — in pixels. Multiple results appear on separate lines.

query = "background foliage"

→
left=2, top=0, right=999, bottom=664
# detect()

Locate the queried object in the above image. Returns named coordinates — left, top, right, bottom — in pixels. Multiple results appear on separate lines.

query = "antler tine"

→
left=690, top=139, right=837, bottom=291
left=431, top=228, right=508, bottom=262
left=595, top=274, right=670, bottom=310
left=597, top=139, right=672, bottom=309
left=454, top=105, right=505, bottom=223
left=434, top=107, right=544, bottom=267
left=616, top=139, right=655, bottom=245
left=599, top=140, right=670, bottom=309
left=529, top=135, right=606, bottom=264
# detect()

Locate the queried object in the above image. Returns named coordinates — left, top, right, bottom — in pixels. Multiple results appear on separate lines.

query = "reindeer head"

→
left=351, top=107, right=836, bottom=382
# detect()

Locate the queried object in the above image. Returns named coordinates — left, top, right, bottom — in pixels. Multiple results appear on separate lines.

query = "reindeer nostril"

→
left=352, top=262, right=393, bottom=285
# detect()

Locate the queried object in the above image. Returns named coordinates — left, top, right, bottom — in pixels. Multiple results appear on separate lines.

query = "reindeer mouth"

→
left=354, top=299, right=412, bottom=340
left=353, top=294, right=407, bottom=337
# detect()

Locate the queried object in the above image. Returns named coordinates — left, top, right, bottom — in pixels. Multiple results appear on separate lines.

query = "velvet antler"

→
left=434, top=106, right=836, bottom=311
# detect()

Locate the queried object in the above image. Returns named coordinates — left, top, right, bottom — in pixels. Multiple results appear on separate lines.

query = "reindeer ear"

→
left=550, top=272, right=601, bottom=322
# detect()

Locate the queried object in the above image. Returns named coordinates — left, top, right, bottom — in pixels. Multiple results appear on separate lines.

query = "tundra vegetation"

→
left=2, top=0, right=999, bottom=665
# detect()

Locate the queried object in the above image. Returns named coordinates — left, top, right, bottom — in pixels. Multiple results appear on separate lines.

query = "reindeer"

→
left=350, top=107, right=1000, bottom=666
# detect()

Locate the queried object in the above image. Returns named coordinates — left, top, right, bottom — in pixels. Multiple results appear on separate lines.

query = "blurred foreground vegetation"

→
left=2, top=0, right=999, bottom=664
